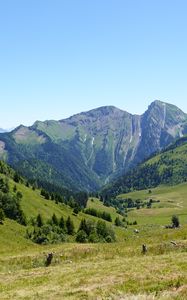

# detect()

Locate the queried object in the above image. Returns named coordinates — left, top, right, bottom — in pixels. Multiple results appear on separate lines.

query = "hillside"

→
left=1, top=175, right=187, bottom=299
left=0, top=100, right=187, bottom=191
left=0, top=160, right=126, bottom=248
left=102, top=135, right=187, bottom=197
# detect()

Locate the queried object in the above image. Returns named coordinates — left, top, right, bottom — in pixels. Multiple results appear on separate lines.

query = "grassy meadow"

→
left=0, top=181, right=187, bottom=299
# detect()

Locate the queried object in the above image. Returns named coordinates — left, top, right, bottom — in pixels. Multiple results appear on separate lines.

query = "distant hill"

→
left=0, top=128, right=7, bottom=133
left=102, top=135, right=187, bottom=197
left=0, top=100, right=187, bottom=191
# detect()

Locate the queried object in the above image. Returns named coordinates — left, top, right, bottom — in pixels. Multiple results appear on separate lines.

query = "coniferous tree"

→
left=66, top=216, right=74, bottom=235
left=51, top=213, right=59, bottom=226
left=36, top=213, right=44, bottom=227
left=59, top=216, right=65, bottom=229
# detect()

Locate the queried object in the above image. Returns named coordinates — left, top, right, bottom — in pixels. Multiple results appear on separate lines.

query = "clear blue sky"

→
left=0, top=0, right=187, bottom=128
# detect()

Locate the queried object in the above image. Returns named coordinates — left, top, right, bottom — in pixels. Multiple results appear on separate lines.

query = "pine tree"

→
left=59, top=216, right=65, bottom=229
left=51, top=213, right=59, bottom=226
left=36, top=213, right=43, bottom=227
left=66, top=216, right=74, bottom=235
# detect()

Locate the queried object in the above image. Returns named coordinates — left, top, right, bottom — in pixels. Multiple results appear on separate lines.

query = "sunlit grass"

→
left=0, top=182, right=187, bottom=299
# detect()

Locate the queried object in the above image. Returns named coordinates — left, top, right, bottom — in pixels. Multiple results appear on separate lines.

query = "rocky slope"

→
left=0, top=100, right=187, bottom=191
left=102, top=135, right=187, bottom=197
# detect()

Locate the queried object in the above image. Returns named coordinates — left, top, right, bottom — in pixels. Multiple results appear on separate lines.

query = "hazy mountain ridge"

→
left=0, top=100, right=187, bottom=191
left=0, top=128, right=8, bottom=133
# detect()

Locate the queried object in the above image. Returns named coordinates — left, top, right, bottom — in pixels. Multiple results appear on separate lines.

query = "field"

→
left=0, top=182, right=187, bottom=299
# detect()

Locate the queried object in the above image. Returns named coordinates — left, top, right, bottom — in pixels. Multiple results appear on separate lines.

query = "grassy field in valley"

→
left=0, top=182, right=187, bottom=299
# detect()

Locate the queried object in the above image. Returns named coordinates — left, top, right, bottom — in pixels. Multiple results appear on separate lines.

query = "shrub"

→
left=76, top=230, right=88, bottom=243
left=0, top=208, right=5, bottom=224
left=172, top=215, right=180, bottom=228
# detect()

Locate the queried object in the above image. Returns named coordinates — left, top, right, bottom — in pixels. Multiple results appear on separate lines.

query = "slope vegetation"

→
left=1, top=180, right=187, bottom=299
left=103, top=136, right=187, bottom=197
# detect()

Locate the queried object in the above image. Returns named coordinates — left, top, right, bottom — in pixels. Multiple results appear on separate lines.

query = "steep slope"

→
left=102, top=135, right=187, bottom=197
left=0, top=101, right=187, bottom=191
left=0, top=160, right=125, bottom=254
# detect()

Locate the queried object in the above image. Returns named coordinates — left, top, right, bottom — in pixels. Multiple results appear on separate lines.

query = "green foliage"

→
left=96, top=220, right=116, bottom=242
left=0, top=177, right=9, bottom=193
left=0, top=182, right=27, bottom=225
left=13, top=172, right=20, bottom=183
left=84, top=207, right=112, bottom=222
left=115, top=217, right=123, bottom=227
left=41, top=189, right=50, bottom=200
left=66, top=216, right=74, bottom=235
left=59, top=216, right=65, bottom=229
left=76, top=218, right=116, bottom=243
left=51, top=213, right=59, bottom=226
left=36, top=214, right=44, bottom=227
left=26, top=213, right=82, bottom=245
left=0, top=208, right=5, bottom=224
left=172, top=215, right=180, bottom=228
left=27, top=224, right=66, bottom=245
left=103, top=136, right=187, bottom=198
left=76, top=230, right=88, bottom=243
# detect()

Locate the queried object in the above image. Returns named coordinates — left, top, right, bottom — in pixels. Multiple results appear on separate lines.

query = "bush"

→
left=115, top=217, right=122, bottom=227
left=172, top=215, right=180, bottom=228
left=96, top=220, right=116, bottom=242
left=0, top=208, right=5, bottom=224
left=76, top=230, right=88, bottom=243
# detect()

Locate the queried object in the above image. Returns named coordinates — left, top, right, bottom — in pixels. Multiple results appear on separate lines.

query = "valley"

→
left=0, top=101, right=187, bottom=299
left=0, top=166, right=187, bottom=299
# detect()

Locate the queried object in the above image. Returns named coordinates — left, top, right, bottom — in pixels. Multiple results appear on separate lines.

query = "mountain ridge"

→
left=0, top=100, right=187, bottom=191
left=102, top=134, right=187, bottom=197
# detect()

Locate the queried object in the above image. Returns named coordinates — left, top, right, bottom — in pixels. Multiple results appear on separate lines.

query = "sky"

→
left=0, top=0, right=187, bottom=128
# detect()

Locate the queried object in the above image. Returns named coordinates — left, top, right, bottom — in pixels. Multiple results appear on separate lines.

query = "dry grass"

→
left=0, top=239, right=187, bottom=300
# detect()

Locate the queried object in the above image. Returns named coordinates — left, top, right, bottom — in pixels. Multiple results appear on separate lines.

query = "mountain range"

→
left=0, top=100, right=187, bottom=191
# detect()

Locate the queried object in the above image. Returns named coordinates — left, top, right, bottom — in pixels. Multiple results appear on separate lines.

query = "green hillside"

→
left=103, top=136, right=187, bottom=197
left=1, top=178, right=187, bottom=299
left=1, top=160, right=187, bottom=299
left=0, top=160, right=126, bottom=246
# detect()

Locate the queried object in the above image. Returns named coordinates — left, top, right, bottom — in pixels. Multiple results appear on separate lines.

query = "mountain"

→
left=0, top=128, right=7, bottom=133
left=0, top=100, right=187, bottom=191
left=102, top=135, right=187, bottom=197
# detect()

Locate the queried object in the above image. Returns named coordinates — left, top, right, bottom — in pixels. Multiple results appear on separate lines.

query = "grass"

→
left=0, top=182, right=187, bottom=299
left=117, top=182, right=187, bottom=226
left=0, top=237, right=187, bottom=299
left=87, top=197, right=123, bottom=222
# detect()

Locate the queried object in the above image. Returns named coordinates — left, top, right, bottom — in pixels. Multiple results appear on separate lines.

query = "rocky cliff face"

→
left=133, top=100, right=187, bottom=167
left=0, top=100, right=187, bottom=191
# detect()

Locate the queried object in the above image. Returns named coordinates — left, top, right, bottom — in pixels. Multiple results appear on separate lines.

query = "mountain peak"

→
left=84, top=105, right=125, bottom=116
